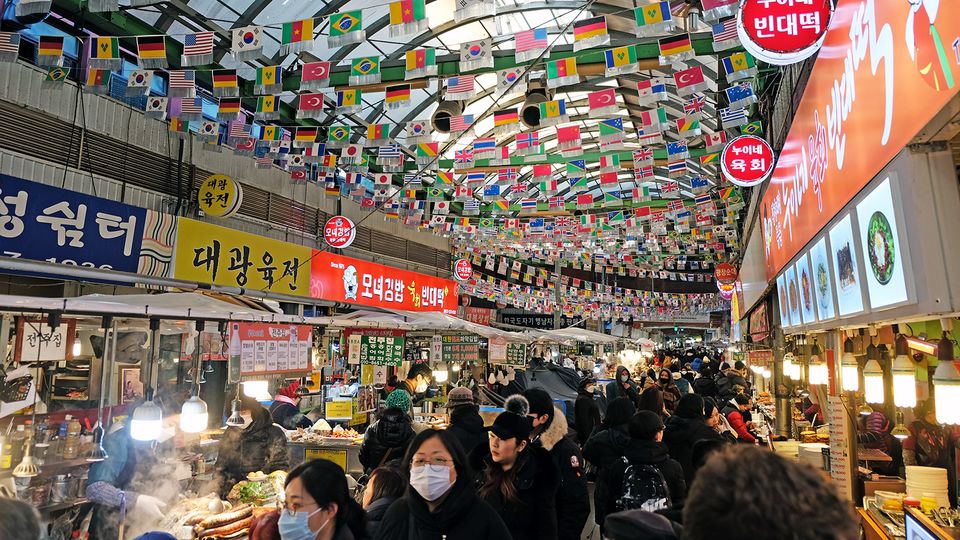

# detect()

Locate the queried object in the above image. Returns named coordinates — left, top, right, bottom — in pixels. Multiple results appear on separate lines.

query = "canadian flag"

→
left=705, top=131, right=727, bottom=152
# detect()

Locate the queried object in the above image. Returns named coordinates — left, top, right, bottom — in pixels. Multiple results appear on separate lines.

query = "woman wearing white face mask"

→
left=215, top=395, right=289, bottom=498
left=375, top=430, right=510, bottom=540
left=280, top=459, right=366, bottom=540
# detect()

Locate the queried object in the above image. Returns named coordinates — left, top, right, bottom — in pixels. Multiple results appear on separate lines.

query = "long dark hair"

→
left=477, top=438, right=529, bottom=505
left=286, top=459, right=366, bottom=536
left=368, top=466, right=407, bottom=503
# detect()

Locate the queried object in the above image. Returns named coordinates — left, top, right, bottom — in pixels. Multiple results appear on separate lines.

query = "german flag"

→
left=385, top=84, right=410, bottom=105
left=658, top=33, right=692, bottom=58
left=38, top=36, right=64, bottom=57
left=573, top=16, right=607, bottom=42
left=295, top=127, right=318, bottom=142
left=218, top=97, right=241, bottom=114
left=212, top=70, right=237, bottom=89
left=493, top=108, right=518, bottom=126
left=136, top=35, right=166, bottom=60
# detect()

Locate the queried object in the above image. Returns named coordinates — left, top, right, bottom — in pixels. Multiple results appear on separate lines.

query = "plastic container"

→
left=61, top=417, right=81, bottom=459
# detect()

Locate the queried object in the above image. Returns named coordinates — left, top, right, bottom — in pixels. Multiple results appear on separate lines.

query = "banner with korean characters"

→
left=441, top=334, right=481, bottom=363
left=173, top=218, right=311, bottom=296
left=310, top=250, right=458, bottom=314
left=344, top=328, right=405, bottom=366
left=488, top=338, right=526, bottom=367
left=0, top=174, right=176, bottom=277
left=506, top=343, right=527, bottom=367
left=227, top=321, right=312, bottom=381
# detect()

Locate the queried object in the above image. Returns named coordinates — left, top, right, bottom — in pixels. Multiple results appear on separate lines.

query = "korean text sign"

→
left=0, top=175, right=147, bottom=272
left=229, top=322, right=312, bottom=377
left=760, top=0, right=960, bottom=280
left=345, top=329, right=405, bottom=367
left=311, top=250, right=458, bottom=314
left=174, top=218, right=311, bottom=296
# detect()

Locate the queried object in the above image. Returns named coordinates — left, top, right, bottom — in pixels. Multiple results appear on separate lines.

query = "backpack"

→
left=614, top=457, right=672, bottom=512
left=692, top=376, right=717, bottom=398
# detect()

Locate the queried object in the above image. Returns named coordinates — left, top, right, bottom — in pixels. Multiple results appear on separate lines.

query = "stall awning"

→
left=308, top=308, right=533, bottom=342
left=527, top=327, right=620, bottom=345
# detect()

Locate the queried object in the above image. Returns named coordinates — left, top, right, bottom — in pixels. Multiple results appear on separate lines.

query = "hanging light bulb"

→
left=841, top=337, right=859, bottom=392
left=87, top=315, right=117, bottom=458
left=858, top=402, right=874, bottom=416
left=933, top=333, right=960, bottom=425
left=226, top=399, right=245, bottom=427
left=296, top=377, right=310, bottom=396
left=863, top=359, right=885, bottom=404
left=892, top=334, right=917, bottom=408
left=808, top=341, right=828, bottom=386
left=782, top=352, right=796, bottom=380
left=72, top=338, right=82, bottom=358
left=432, top=368, right=449, bottom=384
left=242, top=380, right=270, bottom=400
left=131, top=388, right=163, bottom=441
left=891, top=411, right=910, bottom=440
left=86, top=423, right=108, bottom=462
left=181, top=321, right=209, bottom=433
left=12, top=444, right=39, bottom=478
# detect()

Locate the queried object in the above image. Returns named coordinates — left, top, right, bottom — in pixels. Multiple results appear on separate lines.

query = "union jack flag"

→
left=455, top=148, right=474, bottom=164
left=683, top=95, right=706, bottom=115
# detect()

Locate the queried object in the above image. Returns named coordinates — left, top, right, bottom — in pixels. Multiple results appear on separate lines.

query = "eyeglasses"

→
left=278, top=500, right=319, bottom=517
left=411, top=457, right=453, bottom=468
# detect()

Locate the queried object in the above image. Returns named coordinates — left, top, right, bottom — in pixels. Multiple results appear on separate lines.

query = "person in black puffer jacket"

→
left=445, top=387, right=486, bottom=458
left=215, top=396, right=289, bottom=498
left=475, top=401, right=560, bottom=540
left=662, top=394, right=723, bottom=486
left=616, top=412, right=687, bottom=507
left=268, top=380, right=313, bottom=430
left=359, top=407, right=415, bottom=473
left=363, top=466, right=406, bottom=539
left=574, top=377, right=602, bottom=445
left=583, top=397, right=637, bottom=534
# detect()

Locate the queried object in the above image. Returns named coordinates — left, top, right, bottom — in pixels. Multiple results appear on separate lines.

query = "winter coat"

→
left=268, top=397, right=312, bottom=430
left=659, top=381, right=682, bottom=414
left=446, top=404, right=487, bottom=457
left=721, top=403, right=757, bottom=443
left=715, top=370, right=749, bottom=402
left=692, top=377, right=718, bottom=399
left=215, top=406, right=289, bottom=497
left=583, top=424, right=632, bottom=526
left=574, top=389, right=602, bottom=444
left=365, top=496, right=397, bottom=539
left=606, top=367, right=642, bottom=409
left=615, top=440, right=686, bottom=508
left=477, top=446, right=560, bottom=540
left=359, top=409, right=416, bottom=473
left=534, top=406, right=592, bottom=540
left=374, top=479, right=511, bottom=540
left=673, top=375, right=693, bottom=396
left=662, top=415, right=723, bottom=485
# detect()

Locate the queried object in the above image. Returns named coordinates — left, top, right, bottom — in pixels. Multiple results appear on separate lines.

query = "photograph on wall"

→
left=119, top=367, right=144, bottom=404
left=809, top=236, right=836, bottom=321
left=828, top=214, right=866, bottom=317
left=795, top=254, right=817, bottom=325
left=776, top=273, right=791, bottom=327
left=856, top=177, right=910, bottom=310
left=785, top=264, right=801, bottom=328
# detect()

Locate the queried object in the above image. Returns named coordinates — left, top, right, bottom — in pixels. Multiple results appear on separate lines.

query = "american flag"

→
left=183, top=32, right=215, bottom=57
left=516, top=131, right=539, bottom=150
left=0, top=32, right=20, bottom=54
left=712, top=18, right=738, bottom=43
left=449, top=114, right=474, bottom=132
left=169, top=70, right=196, bottom=89
left=515, top=28, right=547, bottom=52
left=181, top=97, right=203, bottom=115
left=446, top=75, right=475, bottom=94
left=228, top=120, right=250, bottom=139
left=455, top=148, right=474, bottom=164
left=684, top=96, right=706, bottom=114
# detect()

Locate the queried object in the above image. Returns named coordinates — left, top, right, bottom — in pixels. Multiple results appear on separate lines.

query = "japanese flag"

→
left=343, top=143, right=363, bottom=158
left=434, top=200, right=450, bottom=214
left=375, top=173, right=391, bottom=185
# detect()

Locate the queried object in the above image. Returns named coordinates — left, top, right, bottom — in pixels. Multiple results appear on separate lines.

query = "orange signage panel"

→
left=760, top=0, right=960, bottom=280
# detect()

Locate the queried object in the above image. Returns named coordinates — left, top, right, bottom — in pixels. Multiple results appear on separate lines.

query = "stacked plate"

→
left=906, top=466, right=950, bottom=507
left=798, top=443, right=829, bottom=470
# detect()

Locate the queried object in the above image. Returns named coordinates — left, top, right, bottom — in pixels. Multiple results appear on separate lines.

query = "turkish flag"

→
left=588, top=88, right=616, bottom=110
left=301, top=61, right=330, bottom=83
left=291, top=170, right=307, bottom=181
left=299, top=92, right=325, bottom=111
left=673, top=66, right=705, bottom=92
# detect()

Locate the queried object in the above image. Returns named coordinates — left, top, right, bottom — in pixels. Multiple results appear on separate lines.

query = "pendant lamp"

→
left=782, top=351, right=796, bottom=381
left=131, top=317, right=163, bottom=442
left=841, top=337, right=859, bottom=392
left=181, top=320, right=209, bottom=433
left=933, top=333, right=960, bottom=425
left=808, top=341, right=828, bottom=386
left=892, top=334, right=917, bottom=409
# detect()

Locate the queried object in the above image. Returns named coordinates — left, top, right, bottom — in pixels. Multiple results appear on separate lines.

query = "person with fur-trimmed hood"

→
left=523, top=388, right=591, bottom=540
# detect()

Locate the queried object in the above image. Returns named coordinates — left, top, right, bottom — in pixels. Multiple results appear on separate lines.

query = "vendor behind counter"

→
left=269, top=380, right=313, bottom=430
left=216, top=395, right=289, bottom=497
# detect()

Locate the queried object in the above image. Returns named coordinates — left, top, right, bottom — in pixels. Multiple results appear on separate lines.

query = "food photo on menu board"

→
left=777, top=273, right=792, bottom=327
left=810, top=237, right=836, bottom=320
left=857, top=177, right=909, bottom=309
left=829, top=214, right=866, bottom=317
left=786, top=265, right=802, bottom=327
left=796, top=254, right=817, bottom=324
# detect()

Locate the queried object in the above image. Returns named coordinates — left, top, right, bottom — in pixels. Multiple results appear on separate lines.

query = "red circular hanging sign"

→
left=715, top=263, right=739, bottom=285
left=737, top=0, right=833, bottom=65
left=453, top=258, right=473, bottom=282
left=323, top=215, right=356, bottom=249
left=721, top=135, right=775, bottom=187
